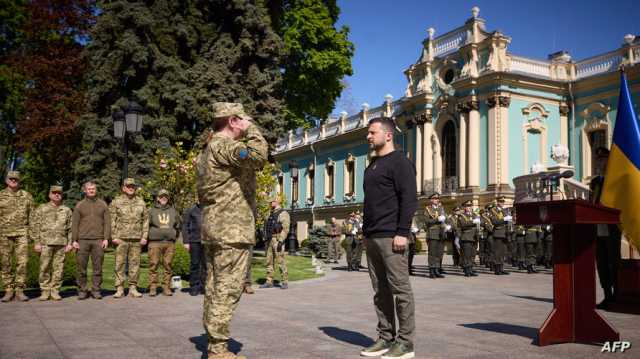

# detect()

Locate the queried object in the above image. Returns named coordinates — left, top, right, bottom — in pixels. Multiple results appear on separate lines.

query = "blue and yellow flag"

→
left=601, top=71, right=640, bottom=250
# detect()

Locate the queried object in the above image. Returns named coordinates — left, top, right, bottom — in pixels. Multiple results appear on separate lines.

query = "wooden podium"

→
left=516, top=199, right=621, bottom=346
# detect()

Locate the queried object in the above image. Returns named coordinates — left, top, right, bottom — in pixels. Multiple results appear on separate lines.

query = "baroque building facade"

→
left=273, top=8, right=640, bottom=241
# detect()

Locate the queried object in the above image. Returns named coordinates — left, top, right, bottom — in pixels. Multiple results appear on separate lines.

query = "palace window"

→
left=589, top=130, right=607, bottom=176
left=277, top=174, right=284, bottom=195
left=306, top=164, right=315, bottom=204
left=345, top=154, right=356, bottom=197
left=325, top=160, right=335, bottom=199
left=442, top=120, right=457, bottom=178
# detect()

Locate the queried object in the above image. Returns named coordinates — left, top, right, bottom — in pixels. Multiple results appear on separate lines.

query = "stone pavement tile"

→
left=0, top=344, right=64, bottom=359
left=61, top=345, right=161, bottom=359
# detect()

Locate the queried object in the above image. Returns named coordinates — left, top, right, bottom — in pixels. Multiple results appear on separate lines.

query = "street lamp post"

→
left=112, top=100, right=144, bottom=180
left=288, top=160, right=299, bottom=255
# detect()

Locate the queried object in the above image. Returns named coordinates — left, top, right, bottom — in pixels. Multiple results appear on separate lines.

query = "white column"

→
left=487, top=98, right=498, bottom=187
left=423, top=121, right=434, bottom=188
left=498, top=97, right=511, bottom=187
left=467, top=100, right=481, bottom=189
left=457, top=112, right=467, bottom=189
left=560, top=104, right=569, bottom=148
left=415, top=122, right=423, bottom=194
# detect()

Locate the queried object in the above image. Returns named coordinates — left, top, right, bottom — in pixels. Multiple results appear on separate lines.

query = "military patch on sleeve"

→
left=238, top=149, right=249, bottom=159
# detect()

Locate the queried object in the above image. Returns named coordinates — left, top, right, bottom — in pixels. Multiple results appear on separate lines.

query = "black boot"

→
left=500, top=264, right=509, bottom=275
left=438, top=267, right=446, bottom=275
left=428, top=268, right=436, bottom=279
left=464, top=267, right=471, bottom=277
left=519, top=262, right=526, bottom=270
left=435, top=268, right=445, bottom=278
left=494, top=265, right=501, bottom=275
left=527, top=264, right=534, bottom=274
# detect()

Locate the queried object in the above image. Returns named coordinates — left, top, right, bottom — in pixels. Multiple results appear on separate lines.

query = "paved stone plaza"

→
left=0, top=255, right=637, bottom=359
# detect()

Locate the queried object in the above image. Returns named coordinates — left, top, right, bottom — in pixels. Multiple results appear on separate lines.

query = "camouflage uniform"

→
left=109, top=189, right=149, bottom=292
left=264, top=209, right=290, bottom=285
left=30, top=196, right=72, bottom=296
left=196, top=103, right=268, bottom=355
left=0, top=175, right=35, bottom=297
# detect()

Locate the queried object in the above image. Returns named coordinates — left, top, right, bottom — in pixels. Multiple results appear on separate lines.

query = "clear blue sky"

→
left=333, top=0, right=640, bottom=115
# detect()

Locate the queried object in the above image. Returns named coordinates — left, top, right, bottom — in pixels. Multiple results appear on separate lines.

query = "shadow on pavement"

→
left=459, top=322, right=538, bottom=344
left=319, top=326, right=375, bottom=347
left=507, top=294, right=554, bottom=303
left=190, top=334, right=243, bottom=359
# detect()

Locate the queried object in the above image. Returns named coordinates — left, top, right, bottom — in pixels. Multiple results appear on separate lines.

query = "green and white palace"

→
left=273, top=7, right=640, bottom=242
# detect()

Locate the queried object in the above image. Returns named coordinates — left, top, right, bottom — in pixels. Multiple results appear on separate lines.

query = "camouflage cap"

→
left=212, top=102, right=252, bottom=120
left=157, top=189, right=170, bottom=197
left=123, top=178, right=136, bottom=186
left=49, top=185, right=63, bottom=193
left=6, top=170, right=20, bottom=180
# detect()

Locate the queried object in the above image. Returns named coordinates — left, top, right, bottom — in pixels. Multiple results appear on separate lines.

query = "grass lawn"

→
left=1, top=249, right=322, bottom=293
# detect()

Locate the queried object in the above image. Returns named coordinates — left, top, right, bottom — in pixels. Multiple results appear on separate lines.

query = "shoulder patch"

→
left=238, top=149, right=249, bottom=159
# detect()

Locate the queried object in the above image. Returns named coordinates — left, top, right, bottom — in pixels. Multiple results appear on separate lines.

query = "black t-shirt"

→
left=363, top=150, right=417, bottom=238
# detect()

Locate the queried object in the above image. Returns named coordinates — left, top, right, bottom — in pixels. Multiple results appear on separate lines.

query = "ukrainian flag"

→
left=601, top=70, right=640, bottom=250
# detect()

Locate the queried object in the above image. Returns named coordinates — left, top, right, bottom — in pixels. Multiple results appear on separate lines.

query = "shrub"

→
left=172, top=243, right=190, bottom=279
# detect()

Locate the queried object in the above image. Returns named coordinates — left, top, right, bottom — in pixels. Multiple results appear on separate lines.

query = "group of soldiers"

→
left=411, top=192, right=552, bottom=278
left=0, top=171, right=181, bottom=302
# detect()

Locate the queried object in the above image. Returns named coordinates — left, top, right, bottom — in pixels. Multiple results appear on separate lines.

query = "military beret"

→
left=49, top=185, right=63, bottom=193
left=157, top=189, right=170, bottom=197
left=6, top=170, right=20, bottom=180
left=212, top=102, right=252, bottom=121
left=462, top=200, right=473, bottom=207
left=428, top=192, right=440, bottom=199
left=123, top=178, right=136, bottom=186
left=595, top=147, right=610, bottom=158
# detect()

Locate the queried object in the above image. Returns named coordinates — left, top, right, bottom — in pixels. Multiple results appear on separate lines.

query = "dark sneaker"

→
left=360, top=338, right=392, bottom=357
left=381, top=341, right=415, bottom=359
left=259, top=282, right=274, bottom=289
left=280, top=283, right=288, bottom=290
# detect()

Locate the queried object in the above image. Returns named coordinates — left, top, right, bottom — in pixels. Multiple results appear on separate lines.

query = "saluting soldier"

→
left=456, top=200, right=479, bottom=277
left=489, top=196, right=513, bottom=275
left=109, top=178, right=149, bottom=298
left=31, top=185, right=73, bottom=301
left=0, top=171, right=35, bottom=302
left=423, top=193, right=447, bottom=279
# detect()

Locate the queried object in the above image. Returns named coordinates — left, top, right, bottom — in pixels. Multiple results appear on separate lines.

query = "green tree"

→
left=276, top=0, right=354, bottom=127
left=72, top=0, right=286, bottom=201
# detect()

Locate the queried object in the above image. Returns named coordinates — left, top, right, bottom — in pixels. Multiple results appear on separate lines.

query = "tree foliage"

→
left=277, top=0, right=354, bottom=126
left=72, top=0, right=286, bottom=201
left=4, top=0, right=95, bottom=199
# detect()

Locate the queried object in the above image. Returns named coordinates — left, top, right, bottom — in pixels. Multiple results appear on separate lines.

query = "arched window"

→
left=589, top=130, right=607, bottom=176
left=442, top=120, right=457, bottom=179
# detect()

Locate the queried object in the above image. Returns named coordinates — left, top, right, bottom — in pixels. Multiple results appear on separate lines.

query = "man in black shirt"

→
left=182, top=203, right=205, bottom=296
left=360, top=117, right=417, bottom=359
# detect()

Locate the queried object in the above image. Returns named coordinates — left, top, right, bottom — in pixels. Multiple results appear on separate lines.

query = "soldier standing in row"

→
left=0, top=171, right=35, bottom=302
left=541, top=225, right=553, bottom=269
left=524, top=225, right=541, bottom=273
left=424, top=193, right=447, bottom=279
left=261, top=197, right=290, bottom=289
left=480, top=203, right=494, bottom=271
left=513, top=221, right=527, bottom=270
left=327, top=217, right=342, bottom=264
left=456, top=200, right=479, bottom=277
left=196, top=102, right=267, bottom=359
left=110, top=178, right=149, bottom=298
left=147, top=189, right=180, bottom=296
left=31, top=185, right=73, bottom=301
left=72, top=181, right=110, bottom=299
left=182, top=202, right=205, bottom=296
left=344, top=211, right=363, bottom=272
left=489, top=196, right=513, bottom=275
left=450, top=206, right=462, bottom=267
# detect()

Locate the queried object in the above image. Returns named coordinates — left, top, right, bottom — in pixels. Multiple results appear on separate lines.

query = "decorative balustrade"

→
left=509, top=55, right=551, bottom=78
left=306, top=127, right=320, bottom=142
left=324, top=121, right=341, bottom=137
left=423, top=176, right=460, bottom=195
left=576, top=51, right=623, bottom=79
left=343, top=115, right=361, bottom=131
left=513, top=169, right=590, bottom=203
left=433, top=29, right=467, bottom=57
